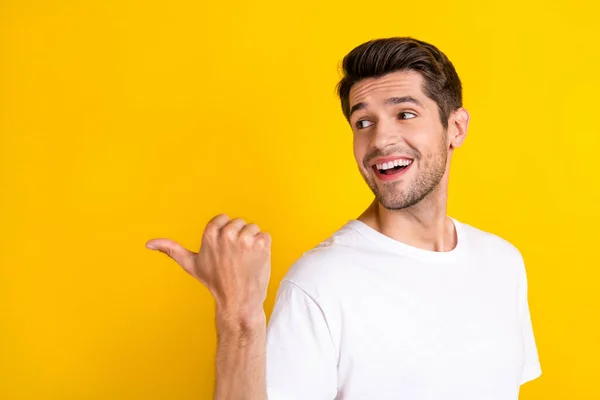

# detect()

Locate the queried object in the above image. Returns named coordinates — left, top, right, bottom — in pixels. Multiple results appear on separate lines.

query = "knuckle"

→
left=237, top=224, right=259, bottom=248
left=255, top=233, right=270, bottom=248
left=261, top=232, right=272, bottom=243
left=241, top=234, right=254, bottom=247
left=231, top=217, right=246, bottom=226
left=223, top=228, right=238, bottom=241
left=204, top=225, right=219, bottom=240
left=204, top=223, right=216, bottom=235
left=206, top=214, right=228, bottom=232
left=243, top=223, right=259, bottom=235
left=211, top=213, right=228, bottom=224
left=221, top=218, right=245, bottom=238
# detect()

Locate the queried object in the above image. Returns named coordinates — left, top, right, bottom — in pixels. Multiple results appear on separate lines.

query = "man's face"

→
left=349, top=70, right=450, bottom=210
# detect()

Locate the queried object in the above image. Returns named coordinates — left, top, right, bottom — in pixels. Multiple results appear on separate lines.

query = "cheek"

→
left=409, top=126, right=446, bottom=154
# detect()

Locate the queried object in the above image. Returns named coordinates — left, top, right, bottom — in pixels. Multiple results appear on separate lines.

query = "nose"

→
left=370, top=118, right=402, bottom=150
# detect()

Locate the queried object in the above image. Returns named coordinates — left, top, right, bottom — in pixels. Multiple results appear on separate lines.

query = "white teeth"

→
left=376, top=159, right=412, bottom=170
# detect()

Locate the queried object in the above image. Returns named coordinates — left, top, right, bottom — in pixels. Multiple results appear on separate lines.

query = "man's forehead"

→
left=349, top=70, right=425, bottom=105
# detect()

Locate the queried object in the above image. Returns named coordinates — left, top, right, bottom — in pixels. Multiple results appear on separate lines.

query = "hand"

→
left=145, top=214, right=272, bottom=322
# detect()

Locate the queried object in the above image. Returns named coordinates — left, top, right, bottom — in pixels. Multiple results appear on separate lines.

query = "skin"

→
left=146, top=215, right=270, bottom=400
left=349, top=70, right=470, bottom=251
left=145, top=69, right=470, bottom=399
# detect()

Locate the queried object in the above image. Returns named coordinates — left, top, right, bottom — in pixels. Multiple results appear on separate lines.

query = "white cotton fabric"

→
left=266, top=218, right=542, bottom=400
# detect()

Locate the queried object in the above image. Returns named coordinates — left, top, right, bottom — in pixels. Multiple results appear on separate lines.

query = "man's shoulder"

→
left=280, top=222, right=369, bottom=295
left=459, top=219, right=524, bottom=263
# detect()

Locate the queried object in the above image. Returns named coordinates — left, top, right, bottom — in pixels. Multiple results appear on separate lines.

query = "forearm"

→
left=214, top=310, right=267, bottom=400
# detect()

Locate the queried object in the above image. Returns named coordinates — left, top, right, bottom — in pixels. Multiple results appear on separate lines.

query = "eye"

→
left=398, top=112, right=417, bottom=120
left=356, top=119, right=374, bottom=129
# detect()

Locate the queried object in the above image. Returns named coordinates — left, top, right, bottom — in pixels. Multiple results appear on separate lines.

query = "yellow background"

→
left=1, top=0, right=598, bottom=398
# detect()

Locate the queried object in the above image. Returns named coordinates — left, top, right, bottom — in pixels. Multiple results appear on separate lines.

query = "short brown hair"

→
left=337, top=37, right=462, bottom=129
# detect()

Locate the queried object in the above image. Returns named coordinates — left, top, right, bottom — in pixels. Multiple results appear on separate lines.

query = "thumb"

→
left=146, top=238, right=196, bottom=272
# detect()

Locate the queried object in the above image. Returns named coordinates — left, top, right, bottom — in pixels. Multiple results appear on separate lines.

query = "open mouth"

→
left=372, top=159, right=413, bottom=180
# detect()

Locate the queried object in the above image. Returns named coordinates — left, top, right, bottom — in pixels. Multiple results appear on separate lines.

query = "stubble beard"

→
left=361, top=132, right=449, bottom=211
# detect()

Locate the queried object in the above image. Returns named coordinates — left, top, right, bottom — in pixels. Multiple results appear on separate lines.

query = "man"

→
left=146, top=37, right=542, bottom=399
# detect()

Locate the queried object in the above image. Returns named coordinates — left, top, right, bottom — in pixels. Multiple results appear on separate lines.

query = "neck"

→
left=357, top=182, right=457, bottom=252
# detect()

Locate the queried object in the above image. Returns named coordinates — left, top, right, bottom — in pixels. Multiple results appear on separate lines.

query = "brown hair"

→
left=337, top=37, right=462, bottom=129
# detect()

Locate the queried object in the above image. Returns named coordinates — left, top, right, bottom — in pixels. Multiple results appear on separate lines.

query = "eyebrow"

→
left=349, top=96, right=423, bottom=118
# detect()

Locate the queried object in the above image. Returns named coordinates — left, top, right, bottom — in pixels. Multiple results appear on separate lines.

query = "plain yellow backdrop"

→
left=1, top=0, right=598, bottom=398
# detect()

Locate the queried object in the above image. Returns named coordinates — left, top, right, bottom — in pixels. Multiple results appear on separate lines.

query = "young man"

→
left=146, top=37, right=542, bottom=399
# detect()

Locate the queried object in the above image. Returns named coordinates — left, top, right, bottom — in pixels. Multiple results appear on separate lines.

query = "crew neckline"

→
left=345, top=217, right=468, bottom=264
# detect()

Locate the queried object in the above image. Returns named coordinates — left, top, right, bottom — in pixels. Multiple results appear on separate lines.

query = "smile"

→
left=371, top=158, right=414, bottom=181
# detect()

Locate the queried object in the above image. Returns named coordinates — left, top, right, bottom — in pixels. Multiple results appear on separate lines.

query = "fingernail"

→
left=146, top=243, right=157, bottom=250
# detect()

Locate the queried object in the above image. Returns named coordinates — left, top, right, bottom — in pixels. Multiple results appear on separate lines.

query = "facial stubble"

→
left=361, top=130, right=449, bottom=211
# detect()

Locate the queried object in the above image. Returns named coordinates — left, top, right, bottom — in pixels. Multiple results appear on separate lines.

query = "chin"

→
left=373, top=181, right=433, bottom=211
left=377, top=196, right=414, bottom=211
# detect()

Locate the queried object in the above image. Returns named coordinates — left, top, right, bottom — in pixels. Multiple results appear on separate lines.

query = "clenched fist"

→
left=145, top=214, right=272, bottom=322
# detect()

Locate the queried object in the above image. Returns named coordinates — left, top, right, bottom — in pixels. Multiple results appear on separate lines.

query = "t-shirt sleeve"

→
left=266, top=280, right=338, bottom=400
left=518, top=261, right=542, bottom=385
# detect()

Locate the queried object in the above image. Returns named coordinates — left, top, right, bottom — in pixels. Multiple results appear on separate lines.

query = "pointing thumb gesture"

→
left=145, top=238, right=198, bottom=278
left=146, top=213, right=272, bottom=316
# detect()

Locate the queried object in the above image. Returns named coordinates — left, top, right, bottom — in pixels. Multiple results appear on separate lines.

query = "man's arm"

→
left=146, top=214, right=270, bottom=399
left=214, top=311, right=267, bottom=399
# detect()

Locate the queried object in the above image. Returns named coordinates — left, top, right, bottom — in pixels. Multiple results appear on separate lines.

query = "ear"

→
left=448, top=107, right=470, bottom=149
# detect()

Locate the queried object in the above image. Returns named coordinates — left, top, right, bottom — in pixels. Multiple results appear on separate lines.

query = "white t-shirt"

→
left=266, top=218, right=541, bottom=399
